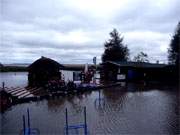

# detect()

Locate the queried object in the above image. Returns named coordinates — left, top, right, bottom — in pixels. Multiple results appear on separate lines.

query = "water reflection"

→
left=94, top=90, right=105, bottom=110
left=47, top=97, right=66, bottom=112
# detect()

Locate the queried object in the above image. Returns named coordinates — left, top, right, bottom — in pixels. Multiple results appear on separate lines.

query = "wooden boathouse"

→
left=28, top=56, right=64, bottom=87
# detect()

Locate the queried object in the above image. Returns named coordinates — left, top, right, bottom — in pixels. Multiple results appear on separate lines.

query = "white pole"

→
left=93, top=57, right=97, bottom=84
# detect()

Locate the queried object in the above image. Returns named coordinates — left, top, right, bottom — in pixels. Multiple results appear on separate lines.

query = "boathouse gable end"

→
left=28, top=57, right=64, bottom=87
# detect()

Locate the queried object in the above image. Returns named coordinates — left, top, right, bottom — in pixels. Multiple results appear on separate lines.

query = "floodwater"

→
left=0, top=72, right=28, bottom=87
left=0, top=72, right=179, bottom=134
left=0, top=71, right=74, bottom=87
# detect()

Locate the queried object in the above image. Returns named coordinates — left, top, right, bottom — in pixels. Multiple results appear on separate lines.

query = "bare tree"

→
left=133, top=52, right=149, bottom=62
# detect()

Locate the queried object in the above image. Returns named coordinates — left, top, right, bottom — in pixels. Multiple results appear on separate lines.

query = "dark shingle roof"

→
left=28, top=56, right=64, bottom=71
left=105, top=61, right=167, bottom=68
left=0, top=63, right=3, bottom=67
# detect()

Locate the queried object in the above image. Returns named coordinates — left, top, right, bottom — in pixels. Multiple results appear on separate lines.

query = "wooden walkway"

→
left=0, top=82, right=121, bottom=104
left=2, top=86, right=44, bottom=99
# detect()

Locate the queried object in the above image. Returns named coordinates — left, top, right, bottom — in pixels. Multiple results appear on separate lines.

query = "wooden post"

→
left=2, top=82, right=5, bottom=91
left=23, top=115, right=26, bottom=135
left=84, top=107, right=87, bottom=135
left=99, top=90, right=101, bottom=106
left=65, top=108, right=68, bottom=135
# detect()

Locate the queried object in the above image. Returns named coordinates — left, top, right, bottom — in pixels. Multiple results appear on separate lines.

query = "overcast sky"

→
left=1, top=0, right=179, bottom=64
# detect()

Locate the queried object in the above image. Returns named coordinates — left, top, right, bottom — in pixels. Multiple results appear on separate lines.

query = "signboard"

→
left=117, top=74, right=126, bottom=80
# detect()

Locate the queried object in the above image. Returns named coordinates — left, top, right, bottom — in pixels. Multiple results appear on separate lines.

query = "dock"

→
left=0, top=82, right=121, bottom=105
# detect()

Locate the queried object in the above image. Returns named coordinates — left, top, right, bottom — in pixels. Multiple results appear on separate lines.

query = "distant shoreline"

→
left=0, top=64, right=98, bottom=72
left=0, top=66, right=28, bottom=72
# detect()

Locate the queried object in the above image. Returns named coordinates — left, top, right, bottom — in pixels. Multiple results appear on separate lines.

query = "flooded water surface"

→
left=0, top=72, right=28, bottom=87
left=0, top=72, right=179, bottom=134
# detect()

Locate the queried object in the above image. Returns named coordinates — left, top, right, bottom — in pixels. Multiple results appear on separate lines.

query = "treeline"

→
left=0, top=66, right=28, bottom=72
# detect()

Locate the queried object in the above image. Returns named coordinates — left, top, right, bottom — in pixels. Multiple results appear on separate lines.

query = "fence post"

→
left=27, top=109, right=30, bottom=129
left=65, top=108, right=68, bottom=135
left=23, top=115, right=26, bottom=135
left=99, top=90, right=101, bottom=105
left=2, top=82, right=5, bottom=91
left=84, top=107, right=87, bottom=135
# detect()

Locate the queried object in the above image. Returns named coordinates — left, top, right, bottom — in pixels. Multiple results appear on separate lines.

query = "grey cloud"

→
left=113, top=0, right=180, bottom=33
left=1, top=0, right=179, bottom=64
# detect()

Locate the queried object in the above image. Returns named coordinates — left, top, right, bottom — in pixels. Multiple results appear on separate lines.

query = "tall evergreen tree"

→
left=102, top=29, right=129, bottom=62
left=168, top=22, right=180, bottom=67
